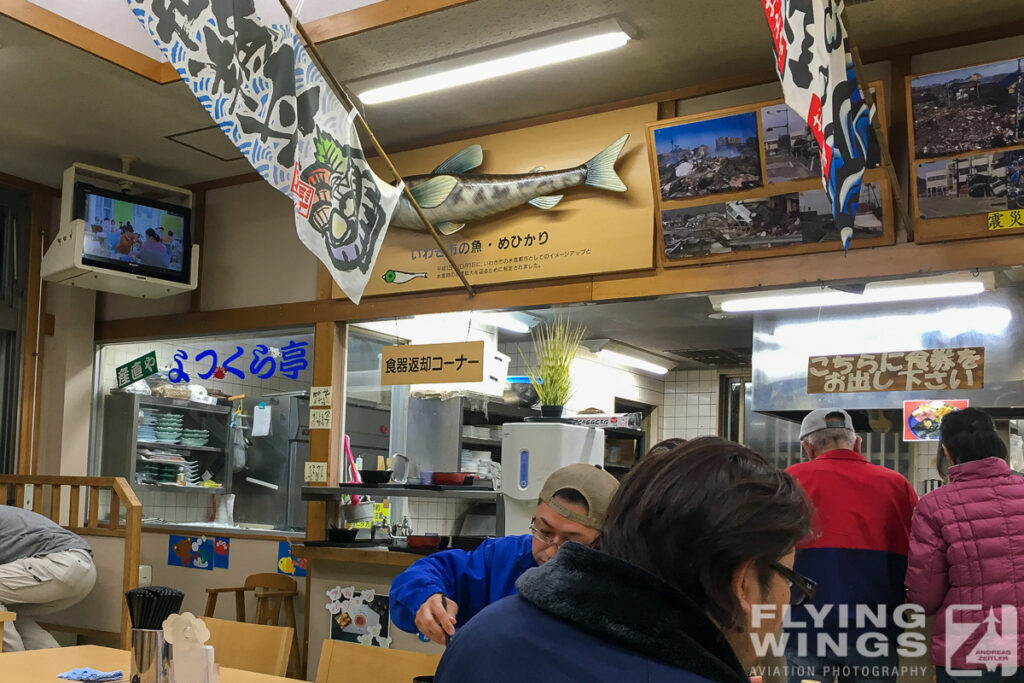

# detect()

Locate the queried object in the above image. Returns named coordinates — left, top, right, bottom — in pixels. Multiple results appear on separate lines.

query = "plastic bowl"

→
left=358, top=469, right=392, bottom=485
left=407, top=535, right=449, bottom=550
left=431, top=472, right=474, bottom=486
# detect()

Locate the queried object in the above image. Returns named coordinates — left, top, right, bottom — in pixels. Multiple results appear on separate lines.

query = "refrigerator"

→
left=232, top=391, right=310, bottom=530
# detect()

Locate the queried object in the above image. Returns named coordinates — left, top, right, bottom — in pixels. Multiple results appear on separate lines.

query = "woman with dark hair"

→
left=138, top=228, right=170, bottom=268
left=434, top=437, right=814, bottom=682
left=906, top=408, right=1024, bottom=683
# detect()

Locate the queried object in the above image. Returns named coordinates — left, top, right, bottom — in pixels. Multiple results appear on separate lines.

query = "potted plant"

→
left=523, top=316, right=585, bottom=418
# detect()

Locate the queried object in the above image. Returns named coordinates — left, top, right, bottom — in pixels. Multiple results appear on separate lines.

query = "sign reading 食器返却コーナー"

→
left=381, top=341, right=484, bottom=386
left=807, top=347, right=984, bottom=394
left=116, top=351, right=158, bottom=389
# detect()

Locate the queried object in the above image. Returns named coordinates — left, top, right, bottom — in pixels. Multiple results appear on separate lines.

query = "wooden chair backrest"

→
left=0, top=475, right=141, bottom=649
left=243, top=573, right=298, bottom=626
left=314, top=639, right=441, bottom=683
left=201, top=616, right=294, bottom=677
left=243, top=573, right=297, bottom=592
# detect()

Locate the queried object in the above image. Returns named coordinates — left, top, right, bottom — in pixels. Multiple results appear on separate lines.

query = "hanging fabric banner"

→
left=128, top=1, right=403, bottom=303
left=761, top=0, right=872, bottom=250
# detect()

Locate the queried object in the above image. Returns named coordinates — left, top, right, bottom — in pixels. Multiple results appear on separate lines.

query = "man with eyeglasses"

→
left=784, top=409, right=918, bottom=683
left=389, top=463, right=619, bottom=645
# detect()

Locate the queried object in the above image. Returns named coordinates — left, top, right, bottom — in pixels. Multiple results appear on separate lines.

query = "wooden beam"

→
left=0, top=1, right=174, bottom=84
left=18, top=190, right=47, bottom=474
left=0, top=170, right=60, bottom=197
left=305, top=0, right=481, bottom=43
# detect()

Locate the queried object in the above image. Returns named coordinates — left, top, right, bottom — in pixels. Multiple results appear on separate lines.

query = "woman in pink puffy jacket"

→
left=906, top=408, right=1024, bottom=683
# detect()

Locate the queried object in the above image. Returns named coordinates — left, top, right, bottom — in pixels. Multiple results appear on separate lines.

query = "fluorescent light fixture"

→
left=354, top=20, right=631, bottom=105
left=480, top=312, right=539, bottom=334
left=583, top=339, right=674, bottom=375
left=710, top=273, right=993, bottom=313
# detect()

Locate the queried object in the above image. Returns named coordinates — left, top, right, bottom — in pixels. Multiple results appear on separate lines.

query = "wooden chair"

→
left=314, top=639, right=441, bottom=683
left=0, top=612, right=15, bottom=653
left=204, top=573, right=301, bottom=677
left=200, top=616, right=294, bottom=677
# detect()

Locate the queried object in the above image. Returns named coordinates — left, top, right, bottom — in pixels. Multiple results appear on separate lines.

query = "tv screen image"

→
left=76, top=183, right=191, bottom=283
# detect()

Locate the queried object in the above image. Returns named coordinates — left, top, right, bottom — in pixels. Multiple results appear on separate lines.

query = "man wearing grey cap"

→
left=783, top=409, right=918, bottom=683
left=389, top=463, right=619, bottom=645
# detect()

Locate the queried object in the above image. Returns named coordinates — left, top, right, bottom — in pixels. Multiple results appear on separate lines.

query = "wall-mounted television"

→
left=73, top=182, right=192, bottom=284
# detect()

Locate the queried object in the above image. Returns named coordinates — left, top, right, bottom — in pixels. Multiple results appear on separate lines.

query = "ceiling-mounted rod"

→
left=277, top=0, right=475, bottom=297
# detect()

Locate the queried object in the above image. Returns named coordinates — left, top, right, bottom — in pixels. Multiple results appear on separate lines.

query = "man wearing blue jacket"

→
left=389, top=463, right=619, bottom=644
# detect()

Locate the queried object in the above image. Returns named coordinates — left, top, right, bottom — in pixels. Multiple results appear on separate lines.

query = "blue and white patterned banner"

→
left=128, top=0, right=403, bottom=303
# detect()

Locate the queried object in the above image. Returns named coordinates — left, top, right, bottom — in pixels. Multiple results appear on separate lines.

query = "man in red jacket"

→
left=784, top=408, right=919, bottom=683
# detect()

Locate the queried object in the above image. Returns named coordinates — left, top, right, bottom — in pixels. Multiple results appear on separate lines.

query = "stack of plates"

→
left=460, top=449, right=492, bottom=474
left=138, top=409, right=160, bottom=442
left=461, top=425, right=496, bottom=440
left=138, top=461, right=200, bottom=486
left=153, top=412, right=184, bottom=444
left=179, top=429, right=210, bottom=447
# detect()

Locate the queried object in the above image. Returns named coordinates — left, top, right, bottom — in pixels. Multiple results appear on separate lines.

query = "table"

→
left=0, top=644, right=295, bottom=681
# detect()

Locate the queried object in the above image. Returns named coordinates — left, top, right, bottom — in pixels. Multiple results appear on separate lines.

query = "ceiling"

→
left=3, top=0, right=1024, bottom=188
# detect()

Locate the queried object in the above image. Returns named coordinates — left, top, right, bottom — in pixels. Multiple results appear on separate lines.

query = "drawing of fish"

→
left=390, top=134, right=630, bottom=235
left=383, top=270, right=427, bottom=284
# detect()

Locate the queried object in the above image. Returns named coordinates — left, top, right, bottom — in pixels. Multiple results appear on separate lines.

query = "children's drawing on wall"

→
left=214, top=537, right=230, bottom=569
left=277, top=541, right=307, bottom=577
left=167, top=535, right=213, bottom=570
left=326, top=586, right=391, bottom=648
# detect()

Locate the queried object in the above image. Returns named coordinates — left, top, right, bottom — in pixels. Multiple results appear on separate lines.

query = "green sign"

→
left=116, top=351, right=158, bottom=389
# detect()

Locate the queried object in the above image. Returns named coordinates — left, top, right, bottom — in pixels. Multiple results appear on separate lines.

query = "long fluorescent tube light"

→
left=356, top=22, right=630, bottom=105
left=597, top=349, right=672, bottom=376
left=482, top=312, right=535, bottom=334
left=714, top=275, right=990, bottom=313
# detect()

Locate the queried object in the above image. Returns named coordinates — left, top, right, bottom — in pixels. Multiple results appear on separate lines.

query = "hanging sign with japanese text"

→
left=381, top=341, right=484, bottom=386
left=807, top=347, right=984, bottom=394
left=116, top=351, right=158, bottom=389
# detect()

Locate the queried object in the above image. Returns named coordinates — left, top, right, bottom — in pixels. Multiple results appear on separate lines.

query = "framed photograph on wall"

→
left=907, top=56, right=1024, bottom=242
left=646, top=83, right=892, bottom=267
left=651, top=111, right=763, bottom=201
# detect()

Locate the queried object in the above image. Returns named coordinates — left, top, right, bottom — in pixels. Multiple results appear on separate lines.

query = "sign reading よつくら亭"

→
left=116, top=351, right=159, bottom=389
left=381, top=341, right=484, bottom=386
left=807, top=347, right=984, bottom=394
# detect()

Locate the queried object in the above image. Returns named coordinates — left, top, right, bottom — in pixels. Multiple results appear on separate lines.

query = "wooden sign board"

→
left=381, top=341, right=485, bottom=386
left=807, top=347, right=984, bottom=394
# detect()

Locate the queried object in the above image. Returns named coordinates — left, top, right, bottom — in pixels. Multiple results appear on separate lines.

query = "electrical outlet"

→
left=305, top=461, right=328, bottom=483
left=138, top=565, right=152, bottom=587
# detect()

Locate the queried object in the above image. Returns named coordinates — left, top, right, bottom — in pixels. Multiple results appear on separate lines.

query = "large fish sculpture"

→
left=390, top=134, right=630, bottom=235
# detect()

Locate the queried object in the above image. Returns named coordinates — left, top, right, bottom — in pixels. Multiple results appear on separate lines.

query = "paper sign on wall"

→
left=277, top=541, right=307, bottom=577
left=310, top=386, right=333, bottom=407
left=252, top=404, right=272, bottom=437
left=381, top=341, right=484, bottom=386
left=326, top=586, right=392, bottom=648
left=168, top=535, right=213, bottom=571
left=309, top=408, right=332, bottom=430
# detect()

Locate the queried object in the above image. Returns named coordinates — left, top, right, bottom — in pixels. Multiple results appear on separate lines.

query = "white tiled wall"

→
left=96, top=332, right=313, bottom=524
left=660, top=369, right=720, bottom=441
left=405, top=498, right=475, bottom=536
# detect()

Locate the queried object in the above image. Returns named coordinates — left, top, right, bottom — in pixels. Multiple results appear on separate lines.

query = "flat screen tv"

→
left=73, top=182, right=192, bottom=284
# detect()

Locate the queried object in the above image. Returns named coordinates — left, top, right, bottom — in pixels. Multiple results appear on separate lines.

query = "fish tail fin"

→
left=528, top=195, right=563, bottom=210
left=436, top=221, right=466, bottom=235
left=583, top=134, right=629, bottom=192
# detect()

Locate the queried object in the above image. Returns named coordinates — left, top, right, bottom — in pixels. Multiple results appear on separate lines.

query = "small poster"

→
left=214, top=537, right=230, bottom=569
left=903, top=400, right=969, bottom=442
left=277, top=541, right=307, bottom=577
left=168, top=535, right=214, bottom=570
left=115, top=351, right=158, bottom=389
left=309, top=408, right=332, bottom=430
left=326, top=586, right=391, bottom=648
left=310, top=386, right=333, bottom=407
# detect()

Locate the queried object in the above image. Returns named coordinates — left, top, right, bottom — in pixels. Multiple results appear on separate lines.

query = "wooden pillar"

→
left=18, top=189, right=50, bottom=474
left=888, top=55, right=913, bottom=242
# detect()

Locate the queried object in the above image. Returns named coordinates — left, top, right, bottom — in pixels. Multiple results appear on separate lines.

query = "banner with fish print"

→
left=128, top=1, right=403, bottom=304
left=761, top=0, right=872, bottom=250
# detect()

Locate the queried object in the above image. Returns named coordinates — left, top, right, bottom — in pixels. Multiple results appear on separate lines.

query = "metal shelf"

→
left=302, top=485, right=500, bottom=502
left=137, top=441, right=223, bottom=452
left=136, top=482, right=228, bottom=495
left=135, top=394, right=232, bottom=414
left=461, top=436, right=501, bottom=448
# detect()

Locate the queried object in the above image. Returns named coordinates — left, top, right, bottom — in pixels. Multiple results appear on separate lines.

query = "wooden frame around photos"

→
left=645, top=82, right=893, bottom=268
left=906, top=55, right=1024, bottom=243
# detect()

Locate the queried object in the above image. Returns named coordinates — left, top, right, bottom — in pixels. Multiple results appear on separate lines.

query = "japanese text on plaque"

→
left=807, top=347, right=984, bottom=394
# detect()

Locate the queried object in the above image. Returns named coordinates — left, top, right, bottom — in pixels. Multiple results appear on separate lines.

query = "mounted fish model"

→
left=390, top=134, right=630, bottom=235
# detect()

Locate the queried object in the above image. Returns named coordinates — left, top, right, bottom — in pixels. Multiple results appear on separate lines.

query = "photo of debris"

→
left=911, top=58, right=1024, bottom=159
left=761, top=103, right=881, bottom=183
left=761, top=104, right=821, bottom=183
left=661, top=183, right=883, bottom=259
left=653, top=112, right=763, bottom=201
left=917, top=150, right=1024, bottom=217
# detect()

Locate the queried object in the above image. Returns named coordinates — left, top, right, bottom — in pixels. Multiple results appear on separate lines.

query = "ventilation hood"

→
left=750, top=287, right=1024, bottom=423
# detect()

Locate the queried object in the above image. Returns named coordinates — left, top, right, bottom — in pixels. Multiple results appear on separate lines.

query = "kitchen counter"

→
left=290, top=543, right=421, bottom=567
left=142, top=521, right=305, bottom=541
